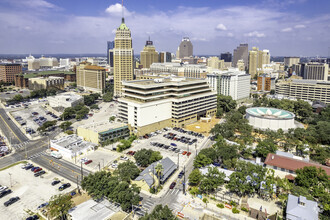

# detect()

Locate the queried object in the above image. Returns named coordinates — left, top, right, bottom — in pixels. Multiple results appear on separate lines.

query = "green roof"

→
left=22, top=71, right=75, bottom=78
left=118, top=18, right=129, bottom=30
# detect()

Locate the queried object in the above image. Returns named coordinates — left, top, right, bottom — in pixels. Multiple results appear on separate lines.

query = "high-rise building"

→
left=257, top=74, right=275, bottom=91
left=237, top=60, right=245, bottom=71
left=207, top=69, right=251, bottom=101
left=176, top=37, right=193, bottom=59
left=140, top=39, right=158, bottom=68
left=284, top=57, right=300, bottom=68
left=233, top=43, right=248, bottom=68
left=159, top=52, right=172, bottom=63
left=220, top=52, right=232, bottom=62
left=112, top=17, right=134, bottom=97
left=303, top=63, right=328, bottom=81
left=207, top=57, right=225, bottom=70
left=0, top=64, right=22, bottom=83
left=248, top=47, right=270, bottom=77
left=107, top=41, right=114, bottom=67
left=76, top=62, right=106, bottom=93
left=150, top=63, right=208, bottom=78
left=118, top=77, right=216, bottom=135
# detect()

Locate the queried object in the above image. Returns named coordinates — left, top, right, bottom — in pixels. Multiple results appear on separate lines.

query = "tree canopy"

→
left=139, top=204, right=177, bottom=220
left=48, top=194, right=73, bottom=220
left=134, top=149, right=163, bottom=167
left=114, top=161, right=140, bottom=182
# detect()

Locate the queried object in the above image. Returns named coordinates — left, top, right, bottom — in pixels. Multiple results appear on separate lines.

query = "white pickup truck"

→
left=51, top=151, right=62, bottom=159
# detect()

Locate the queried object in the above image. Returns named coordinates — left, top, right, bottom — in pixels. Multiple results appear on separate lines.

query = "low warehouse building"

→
left=77, top=121, right=129, bottom=145
left=50, top=135, right=96, bottom=159
left=48, top=92, right=84, bottom=108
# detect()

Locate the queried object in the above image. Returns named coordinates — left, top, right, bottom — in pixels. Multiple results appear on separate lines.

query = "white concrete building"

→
left=150, top=63, right=208, bottom=78
left=118, top=77, right=217, bottom=135
left=48, top=92, right=84, bottom=108
left=246, top=107, right=295, bottom=131
left=50, top=135, right=96, bottom=159
left=207, top=68, right=251, bottom=100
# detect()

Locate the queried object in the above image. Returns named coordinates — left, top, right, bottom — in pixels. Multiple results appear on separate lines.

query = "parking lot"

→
left=11, top=105, right=58, bottom=135
left=0, top=89, right=31, bottom=103
left=0, top=163, right=74, bottom=220
left=128, top=128, right=206, bottom=169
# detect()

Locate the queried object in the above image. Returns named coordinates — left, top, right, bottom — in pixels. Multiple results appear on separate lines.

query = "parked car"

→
left=21, top=163, right=32, bottom=169
left=187, top=152, right=192, bottom=157
left=4, top=196, right=20, bottom=207
left=26, top=215, right=39, bottom=220
left=0, top=186, right=8, bottom=192
left=169, top=182, right=176, bottom=189
left=182, top=151, right=187, bottom=155
left=33, top=168, right=42, bottom=173
left=170, top=143, right=177, bottom=147
left=213, top=162, right=221, bottom=167
left=84, top=160, right=93, bottom=165
left=120, top=156, right=128, bottom=161
left=34, top=170, right=46, bottom=177
left=178, top=171, right=184, bottom=179
left=59, top=183, right=71, bottom=191
left=25, top=164, right=34, bottom=170
left=31, top=167, right=39, bottom=172
left=51, top=180, right=61, bottom=186
left=0, top=189, right=12, bottom=198
left=37, top=202, right=49, bottom=209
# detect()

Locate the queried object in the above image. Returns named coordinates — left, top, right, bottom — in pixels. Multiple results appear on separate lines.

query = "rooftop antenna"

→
left=121, top=0, right=124, bottom=23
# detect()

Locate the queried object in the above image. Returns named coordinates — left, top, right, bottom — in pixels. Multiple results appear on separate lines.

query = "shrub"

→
left=230, top=201, right=237, bottom=207
left=217, top=203, right=224, bottom=209
left=202, top=198, right=208, bottom=204
left=232, top=207, right=240, bottom=214
left=241, top=207, right=249, bottom=212
left=65, top=130, right=74, bottom=135
left=211, top=196, right=216, bottom=201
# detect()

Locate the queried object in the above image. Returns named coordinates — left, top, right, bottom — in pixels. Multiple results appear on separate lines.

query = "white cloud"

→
left=105, top=3, right=131, bottom=16
left=244, top=31, right=266, bottom=38
left=215, top=23, right=227, bottom=31
left=227, top=32, right=234, bottom=37
left=281, top=27, right=292, bottom=32
left=294, top=24, right=306, bottom=29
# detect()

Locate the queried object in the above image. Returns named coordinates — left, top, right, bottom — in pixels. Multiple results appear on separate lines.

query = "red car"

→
left=187, top=152, right=192, bottom=157
left=182, top=151, right=187, bottom=155
left=84, top=160, right=93, bottom=165
left=34, top=168, right=42, bottom=173
left=169, top=182, right=176, bottom=189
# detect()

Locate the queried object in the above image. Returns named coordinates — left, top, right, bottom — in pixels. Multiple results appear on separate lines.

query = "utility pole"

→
left=76, top=176, right=80, bottom=194
left=80, top=162, right=83, bottom=181
left=195, top=143, right=197, bottom=157
left=177, top=153, right=179, bottom=168
left=98, top=162, right=100, bottom=171
left=183, top=166, right=186, bottom=195
left=25, top=143, right=27, bottom=159
left=102, top=159, right=104, bottom=169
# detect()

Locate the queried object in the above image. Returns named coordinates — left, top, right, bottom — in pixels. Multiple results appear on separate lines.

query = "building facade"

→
left=303, top=63, right=328, bottom=81
left=207, top=57, right=225, bottom=70
left=233, top=43, right=248, bottom=68
left=112, top=18, right=134, bottom=97
left=149, top=63, right=208, bottom=79
left=28, top=76, right=64, bottom=90
left=159, top=52, right=172, bottom=63
left=176, top=37, right=193, bottom=59
left=140, top=39, right=158, bottom=68
left=0, top=64, right=22, bottom=83
left=48, top=92, right=84, bottom=108
left=107, top=41, right=115, bottom=66
left=77, top=121, right=129, bottom=145
left=284, top=57, right=300, bottom=68
left=118, top=77, right=216, bottom=135
left=275, top=79, right=330, bottom=104
left=257, top=74, right=275, bottom=91
left=207, top=69, right=251, bottom=101
left=248, top=47, right=270, bottom=77
left=76, top=62, right=106, bottom=93
left=220, top=52, right=232, bottom=62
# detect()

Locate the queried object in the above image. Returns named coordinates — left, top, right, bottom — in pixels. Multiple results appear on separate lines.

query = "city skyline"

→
left=0, top=0, right=329, bottom=56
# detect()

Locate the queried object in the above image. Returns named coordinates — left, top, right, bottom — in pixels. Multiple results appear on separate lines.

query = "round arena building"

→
left=246, top=107, right=295, bottom=131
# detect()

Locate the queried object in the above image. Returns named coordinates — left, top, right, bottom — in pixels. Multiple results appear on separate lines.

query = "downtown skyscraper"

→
left=112, top=17, right=134, bottom=97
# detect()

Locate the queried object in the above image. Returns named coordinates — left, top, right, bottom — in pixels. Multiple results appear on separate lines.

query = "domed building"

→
left=246, top=107, right=295, bottom=131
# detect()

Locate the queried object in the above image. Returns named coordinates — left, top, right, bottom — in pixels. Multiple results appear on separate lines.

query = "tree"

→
left=238, top=106, right=247, bottom=115
left=217, top=95, right=237, bottom=113
left=140, top=204, right=177, bottom=220
left=48, top=194, right=73, bottom=220
left=199, top=148, right=217, bottom=162
left=37, top=120, right=57, bottom=132
left=216, top=108, right=224, bottom=118
left=60, top=121, right=72, bottom=131
left=83, top=95, right=95, bottom=106
left=109, top=116, right=116, bottom=122
left=188, top=169, right=203, bottom=185
left=90, top=104, right=99, bottom=109
left=193, top=153, right=212, bottom=168
left=12, top=94, right=23, bottom=102
left=155, top=163, right=164, bottom=188
left=255, top=139, right=277, bottom=158
left=134, top=149, right=162, bottom=167
left=103, top=92, right=113, bottom=102
left=115, top=161, right=140, bottom=182
left=61, top=107, right=75, bottom=120
left=310, top=146, right=330, bottom=165
left=199, top=167, right=226, bottom=194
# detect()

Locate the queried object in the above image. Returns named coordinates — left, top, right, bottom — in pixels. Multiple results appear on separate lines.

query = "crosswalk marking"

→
left=28, top=151, right=46, bottom=160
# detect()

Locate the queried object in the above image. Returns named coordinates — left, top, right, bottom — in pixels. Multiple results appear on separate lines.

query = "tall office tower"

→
left=303, top=63, right=329, bottom=81
left=176, top=37, right=193, bottom=59
left=207, top=57, right=225, bottom=70
left=159, top=52, right=172, bottom=63
left=0, top=64, right=22, bottom=83
left=284, top=57, right=300, bottom=69
left=237, top=60, right=245, bottom=71
left=140, top=38, right=158, bottom=68
left=248, top=47, right=270, bottom=77
left=113, top=17, right=134, bottom=97
left=233, top=43, right=248, bottom=68
left=220, top=52, right=232, bottom=62
left=107, top=41, right=114, bottom=66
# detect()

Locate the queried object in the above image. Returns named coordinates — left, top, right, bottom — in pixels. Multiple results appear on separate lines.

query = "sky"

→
left=0, top=0, right=329, bottom=56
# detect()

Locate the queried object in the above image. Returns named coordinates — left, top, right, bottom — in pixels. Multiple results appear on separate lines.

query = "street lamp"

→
left=8, top=173, right=12, bottom=187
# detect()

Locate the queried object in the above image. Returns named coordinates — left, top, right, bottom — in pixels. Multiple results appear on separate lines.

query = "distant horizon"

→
left=0, top=0, right=329, bottom=56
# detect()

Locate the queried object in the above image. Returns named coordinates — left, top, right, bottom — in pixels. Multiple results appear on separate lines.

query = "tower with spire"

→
left=112, top=0, right=134, bottom=97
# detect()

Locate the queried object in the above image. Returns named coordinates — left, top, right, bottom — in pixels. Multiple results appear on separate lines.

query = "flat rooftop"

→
left=122, top=77, right=206, bottom=88
left=79, top=121, right=128, bottom=133
left=51, top=135, right=96, bottom=153
left=20, top=70, right=75, bottom=78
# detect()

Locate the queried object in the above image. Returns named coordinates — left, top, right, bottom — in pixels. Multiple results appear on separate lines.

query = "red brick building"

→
left=0, top=64, right=22, bottom=83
